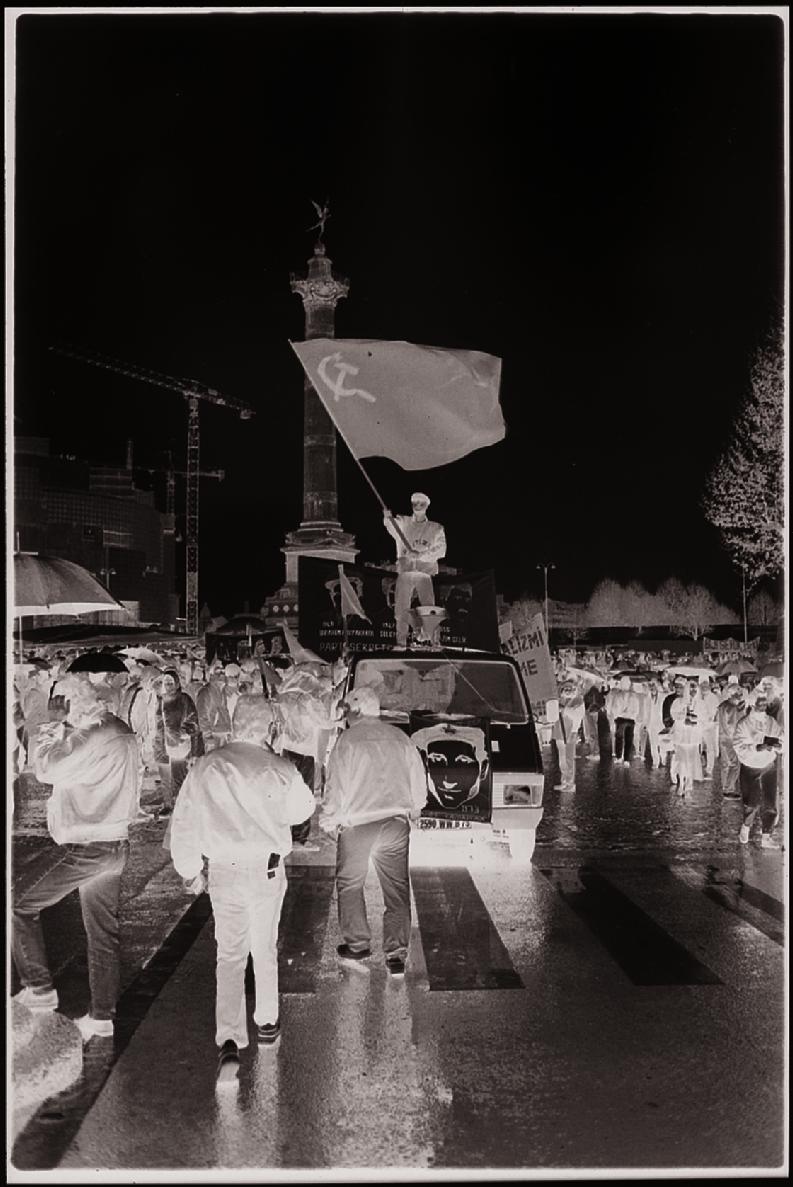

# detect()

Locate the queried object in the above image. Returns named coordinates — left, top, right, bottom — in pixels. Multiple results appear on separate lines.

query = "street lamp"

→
left=740, top=563, right=748, bottom=645
left=537, top=561, right=556, bottom=636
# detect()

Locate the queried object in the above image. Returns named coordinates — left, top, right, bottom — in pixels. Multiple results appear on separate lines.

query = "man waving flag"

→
left=290, top=339, right=505, bottom=471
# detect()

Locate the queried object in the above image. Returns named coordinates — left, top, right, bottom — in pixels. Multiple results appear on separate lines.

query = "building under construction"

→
left=14, top=437, right=178, bottom=627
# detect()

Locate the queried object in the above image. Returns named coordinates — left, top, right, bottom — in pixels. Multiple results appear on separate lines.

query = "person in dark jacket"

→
left=153, top=668, right=203, bottom=816
left=583, top=681, right=608, bottom=761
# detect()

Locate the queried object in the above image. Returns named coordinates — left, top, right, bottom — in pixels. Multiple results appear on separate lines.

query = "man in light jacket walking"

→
left=320, top=686, right=428, bottom=976
left=169, top=697, right=315, bottom=1085
left=13, top=677, right=140, bottom=1042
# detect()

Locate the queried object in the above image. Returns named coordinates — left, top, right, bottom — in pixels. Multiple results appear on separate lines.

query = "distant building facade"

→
left=14, top=437, right=178, bottom=627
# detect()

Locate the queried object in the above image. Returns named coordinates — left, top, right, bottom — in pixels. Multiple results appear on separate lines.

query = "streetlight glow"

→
left=536, top=561, right=556, bottom=636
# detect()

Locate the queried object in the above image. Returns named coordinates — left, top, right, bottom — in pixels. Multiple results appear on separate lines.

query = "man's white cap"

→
left=411, top=492, right=430, bottom=505
left=346, top=687, right=381, bottom=717
left=232, top=696, right=275, bottom=743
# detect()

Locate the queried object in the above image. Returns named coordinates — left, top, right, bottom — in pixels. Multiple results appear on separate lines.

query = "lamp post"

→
left=741, top=564, right=748, bottom=645
left=537, top=561, right=555, bottom=637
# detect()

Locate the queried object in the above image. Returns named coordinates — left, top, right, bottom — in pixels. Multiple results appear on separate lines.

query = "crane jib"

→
left=50, top=343, right=255, bottom=634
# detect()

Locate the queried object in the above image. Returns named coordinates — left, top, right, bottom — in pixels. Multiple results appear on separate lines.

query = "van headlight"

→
left=502, top=785, right=541, bottom=806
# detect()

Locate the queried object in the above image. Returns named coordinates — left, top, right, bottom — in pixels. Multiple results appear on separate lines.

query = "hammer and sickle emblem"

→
left=318, top=353, right=376, bottom=403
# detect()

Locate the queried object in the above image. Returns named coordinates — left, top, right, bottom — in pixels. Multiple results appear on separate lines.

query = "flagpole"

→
left=288, top=340, right=413, bottom=552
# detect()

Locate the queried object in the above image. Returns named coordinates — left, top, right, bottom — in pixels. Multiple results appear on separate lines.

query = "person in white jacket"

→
left=383, top=492, right=447, bottom=650
left=320, top=686, right=428, bottom=976
left=552, top=679, right=585, bottom=792
left=169, top=696, right=315, bottom=1083
left=13, top=677, right=140, bottom=1043
left=734, top=692, right=784, bottom=849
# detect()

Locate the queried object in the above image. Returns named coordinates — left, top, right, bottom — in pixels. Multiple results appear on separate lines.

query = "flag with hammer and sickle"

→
left=290, top=338, right=505, bottom=470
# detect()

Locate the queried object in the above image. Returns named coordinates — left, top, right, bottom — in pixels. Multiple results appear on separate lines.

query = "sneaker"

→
left=75, top=1014, right=114, bottom=1042
left=622, top=759, right=631, bottom=767
left=216, top=1039, right=240, bottom=1085
left=13, top=986, right=58, bottom=1013
left=738, top=824, right=750, bottom=845
left=759, top=835, right=782, bottom=850
left=386, top=956, right=406, bottom=977
left=256, top=1019, right=281, bottom=1045
left=336, top=943, right=372, bottom=968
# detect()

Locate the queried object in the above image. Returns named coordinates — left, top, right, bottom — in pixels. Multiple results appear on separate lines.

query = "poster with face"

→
left=410, top=718, right=492, bottom=823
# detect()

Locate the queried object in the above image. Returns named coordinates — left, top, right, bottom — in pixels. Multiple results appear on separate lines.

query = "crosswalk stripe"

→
left=669, top=864, right=784, bottom=947
left=278, top=865, right=336, bottom=993
left=538, top=866, right=723, bottom=985
left=410, top=866, right=524, bottom=991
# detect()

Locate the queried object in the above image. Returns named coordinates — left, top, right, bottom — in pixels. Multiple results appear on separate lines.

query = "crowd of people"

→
left=10, top=632, right=784, bottom=1086
left=547, top=648, right=785, bottom=850
left=11, top=637, right=427, bottom=1084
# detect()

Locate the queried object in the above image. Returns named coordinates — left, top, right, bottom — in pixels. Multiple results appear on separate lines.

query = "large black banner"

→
left=298, top=557, right=500, bottom=659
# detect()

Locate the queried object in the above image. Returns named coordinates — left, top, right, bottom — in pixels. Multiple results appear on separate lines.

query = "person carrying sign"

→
left=383, top=493, right=447, bottom=651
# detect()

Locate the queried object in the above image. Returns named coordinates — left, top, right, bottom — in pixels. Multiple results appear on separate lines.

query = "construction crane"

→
left=50, top=345, right=255, bottom=635
left=131, top=446, right=225, bottom=528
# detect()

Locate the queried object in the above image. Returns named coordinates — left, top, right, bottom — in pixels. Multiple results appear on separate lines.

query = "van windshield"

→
left=353, top=658, right=529, bottom=724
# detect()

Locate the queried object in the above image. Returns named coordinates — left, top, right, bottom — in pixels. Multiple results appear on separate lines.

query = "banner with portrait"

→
left=409, top=714, right=493, bottom=824
left=298, top=557, right=500, bottom=659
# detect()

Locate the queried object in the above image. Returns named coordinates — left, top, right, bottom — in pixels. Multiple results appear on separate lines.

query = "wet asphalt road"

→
left=10, top=748, right=787, bottom=1175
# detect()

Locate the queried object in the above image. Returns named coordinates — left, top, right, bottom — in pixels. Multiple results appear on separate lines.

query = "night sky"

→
left=11, top=9, right=785, bottom=619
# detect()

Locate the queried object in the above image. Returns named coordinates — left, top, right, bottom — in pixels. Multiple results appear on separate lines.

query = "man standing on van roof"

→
left=320, top=686, right=428, bottom=977
left=383, top=492, right=447, bottom=651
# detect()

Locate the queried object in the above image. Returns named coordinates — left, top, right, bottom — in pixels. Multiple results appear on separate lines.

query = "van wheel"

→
left=508, top=830, right=536, bottom=864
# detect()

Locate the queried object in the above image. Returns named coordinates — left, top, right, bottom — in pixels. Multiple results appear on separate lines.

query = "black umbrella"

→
left=213, top=615, right=271, bottom=636
left=68, top=651, right=129, bottom=674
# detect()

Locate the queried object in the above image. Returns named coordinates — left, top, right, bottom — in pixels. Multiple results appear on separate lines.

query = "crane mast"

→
left=50, top=345, right=254, bottom=635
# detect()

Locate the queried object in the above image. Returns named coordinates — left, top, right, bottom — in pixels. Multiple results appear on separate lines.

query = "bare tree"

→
left=585, top=580, right=628, bottom=628
left=747, top=587, right=781, bottom=627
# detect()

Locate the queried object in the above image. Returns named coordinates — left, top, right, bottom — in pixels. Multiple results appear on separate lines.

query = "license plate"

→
left=418, top=818, right=473, bottom=830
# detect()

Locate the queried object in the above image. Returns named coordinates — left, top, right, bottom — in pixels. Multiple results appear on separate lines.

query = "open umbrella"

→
left=213, top=614, right=270, bottom=635
left=14, top=552, right=125, bottom=616
left=118, top=646, right=166, bottom=665
left=718, top=658, right=758, bottom=676
left=666, top=665, right=717, bottom=681
left=563, top=665, right=606, bottom=689
left=13, top=551, right=128, bottom=664
left=68, top=651, right=129, bottom=674
left=759, top=660, right=783, bottom=678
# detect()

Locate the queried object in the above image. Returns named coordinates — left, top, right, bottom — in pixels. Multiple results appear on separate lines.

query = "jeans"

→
left=613, top=718, right=635, bottom=761
left=157, top=759, right=188, bottom=809
left=395, top=572, right=435, bottom=646
left=336, top=816, right=411, bottom=960
left=556, top=736, right=577, bottom=789
left=701, top=724, right=719, bottom=775
left=284, top=751, right=315, bottom=844
left=583, top=709, right=604, bottom=756
left=740, top=763, right=780, bottom=834
left=208, top=860, right=287, bottom=1048
left=719, top=738, right=740, bottom=794
left=13, top=839, right=129, bottom=1020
